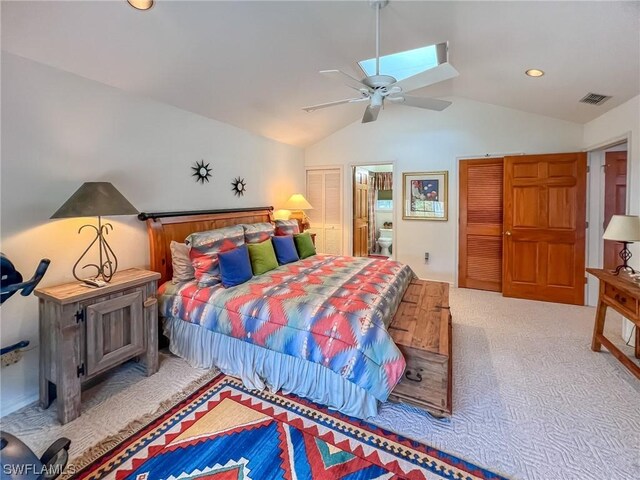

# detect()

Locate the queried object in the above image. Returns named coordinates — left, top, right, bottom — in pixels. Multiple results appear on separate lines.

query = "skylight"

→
left=358, top=43, right=443, bottom=81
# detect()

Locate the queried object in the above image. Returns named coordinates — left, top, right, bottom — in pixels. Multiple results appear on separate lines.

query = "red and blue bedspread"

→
left=159, top=255, right=414, bottom=401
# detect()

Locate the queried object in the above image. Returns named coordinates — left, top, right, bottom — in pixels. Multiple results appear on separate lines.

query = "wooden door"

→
left=306, top=169, right=343, bottom=255
left=604, top=151, right=627, bottom=270
left=353, top=167, right=369, bottom=257
left=458, top=158, right=504, bottom=291
left=503, top=152, right=587, bottom=305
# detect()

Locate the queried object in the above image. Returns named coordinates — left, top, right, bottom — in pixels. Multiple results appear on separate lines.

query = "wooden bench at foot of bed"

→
left=388, top=279, right=452, bottom=417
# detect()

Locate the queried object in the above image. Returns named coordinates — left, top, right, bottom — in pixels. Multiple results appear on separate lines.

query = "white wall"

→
left=305, top=98, right=584, bottom=281
left=583, top=95, right=640, bottom=338
left=0, top=53, right=305, bottom=415
left=584, top=96, right=639, bottom=228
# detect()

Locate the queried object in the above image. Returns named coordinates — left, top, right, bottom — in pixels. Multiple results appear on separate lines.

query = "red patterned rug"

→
left=72, top=374, right=508, bottom=479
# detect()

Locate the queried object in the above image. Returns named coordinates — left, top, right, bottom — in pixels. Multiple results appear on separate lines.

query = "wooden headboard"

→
left=138, top=206, right=274, bottom=285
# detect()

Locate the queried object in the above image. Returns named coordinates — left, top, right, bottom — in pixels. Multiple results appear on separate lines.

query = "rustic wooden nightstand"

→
left=35, top=268, right=160, bottom=424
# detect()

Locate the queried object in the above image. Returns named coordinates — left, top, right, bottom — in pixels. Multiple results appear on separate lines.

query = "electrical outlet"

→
left=424, top=252, right=429, bottom=263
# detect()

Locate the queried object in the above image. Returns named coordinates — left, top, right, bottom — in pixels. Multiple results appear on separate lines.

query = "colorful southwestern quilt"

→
left=159, top=255, right=414, bottom=401
left=71, top=375, right=509, bottom=480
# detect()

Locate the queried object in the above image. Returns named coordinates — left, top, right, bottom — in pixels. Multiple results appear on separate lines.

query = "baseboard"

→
left=0, top=392, right=38, bottom=418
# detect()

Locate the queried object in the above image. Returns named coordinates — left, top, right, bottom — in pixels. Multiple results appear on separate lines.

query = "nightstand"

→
left=35, top=268, right=160, bottom=424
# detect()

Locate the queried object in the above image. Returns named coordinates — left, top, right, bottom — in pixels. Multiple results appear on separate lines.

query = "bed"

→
left=140, top=207, right=414, bottom=418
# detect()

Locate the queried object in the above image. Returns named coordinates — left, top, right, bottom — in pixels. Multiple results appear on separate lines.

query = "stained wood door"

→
left=306, top=169, right=343, bottom=255
left=503, top=153, right=587, bottom=305
left=604, top=151, right=627, bottom=270
left=458, top=158, right=504, bottom=292
left=353, top=167, right=369, bottom=257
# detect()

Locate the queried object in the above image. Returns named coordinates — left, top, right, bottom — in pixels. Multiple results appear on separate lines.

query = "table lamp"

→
left=284, top=194, right=313, bottom=231
left=51, top=182, right=139, bottom=283
left=602, top=215, right=640, bottom=275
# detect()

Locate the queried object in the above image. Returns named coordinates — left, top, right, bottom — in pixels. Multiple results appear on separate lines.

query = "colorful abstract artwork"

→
left=402, top=171, right=448, bottom=221
left=71, top=375, right=508, bottom=480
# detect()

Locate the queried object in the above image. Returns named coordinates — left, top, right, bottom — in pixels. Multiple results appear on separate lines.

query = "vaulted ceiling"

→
left=2, top=1, right=639, bottom=147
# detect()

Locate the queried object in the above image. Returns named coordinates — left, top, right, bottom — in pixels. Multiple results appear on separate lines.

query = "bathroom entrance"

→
left=351, top=164, right=394, bottom=258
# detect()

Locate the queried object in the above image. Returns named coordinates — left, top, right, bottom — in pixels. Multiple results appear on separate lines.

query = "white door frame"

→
left=347, top=161, right=397, bottom=259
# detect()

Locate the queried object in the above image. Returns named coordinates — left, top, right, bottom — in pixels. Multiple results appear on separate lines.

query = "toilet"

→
left=377, top=228, right=393, bottom=256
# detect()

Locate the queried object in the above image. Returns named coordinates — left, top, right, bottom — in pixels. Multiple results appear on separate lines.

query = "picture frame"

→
left=402, top=171, right=448, bottom=221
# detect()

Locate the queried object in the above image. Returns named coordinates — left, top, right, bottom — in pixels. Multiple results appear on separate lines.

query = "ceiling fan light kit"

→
left=302, top=0, right=458, bottom=123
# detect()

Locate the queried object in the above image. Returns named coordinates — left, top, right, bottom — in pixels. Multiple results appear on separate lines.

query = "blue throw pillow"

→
left=217, top=244, right=253, bottom=287
left=272, top=235, right=299, bottom=265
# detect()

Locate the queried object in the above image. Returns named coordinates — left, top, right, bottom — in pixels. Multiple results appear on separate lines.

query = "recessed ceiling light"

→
left=128, top=0, right=154, bottom=11
left=525, top=69, right=545, bottom=77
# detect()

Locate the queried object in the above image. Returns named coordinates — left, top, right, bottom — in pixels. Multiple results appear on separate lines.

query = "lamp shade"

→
left=51, top=182, right=138, bottom=219
left=603, top=215, right=640, bottom=241
left=283, top=194, right=313, bottom=210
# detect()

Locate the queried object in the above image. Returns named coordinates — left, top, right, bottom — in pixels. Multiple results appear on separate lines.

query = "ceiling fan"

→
left=302, top=0, right=459, bottom=123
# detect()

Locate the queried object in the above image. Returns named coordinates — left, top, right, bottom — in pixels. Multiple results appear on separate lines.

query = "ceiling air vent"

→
left=579, top=93, right=611, bottom=106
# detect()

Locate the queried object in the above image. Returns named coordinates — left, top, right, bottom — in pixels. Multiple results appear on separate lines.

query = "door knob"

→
left=505, top=231, right=512, bottom=236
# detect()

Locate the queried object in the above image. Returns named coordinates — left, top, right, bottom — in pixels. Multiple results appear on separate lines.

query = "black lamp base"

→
left=613, top=241, right=635, bottom=276
left=73, top=216, right=118, bottom=282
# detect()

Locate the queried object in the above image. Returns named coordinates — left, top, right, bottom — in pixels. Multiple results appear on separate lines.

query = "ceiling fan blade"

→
left=391, top=95, right=452, bottom=111
left=391, top=63, right=459, bottom=93
left=362, top=105, right=381, bottom=123
left=302, top=97, right=369, bottom=112
left=320, top=70, right=371, bottom=92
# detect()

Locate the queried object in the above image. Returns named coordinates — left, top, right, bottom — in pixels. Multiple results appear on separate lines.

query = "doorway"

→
left=458, top=152, right=588, bottom=305
left=351, top=164, right=394, bottom=258
left=584, top=140, right=629, bottom=302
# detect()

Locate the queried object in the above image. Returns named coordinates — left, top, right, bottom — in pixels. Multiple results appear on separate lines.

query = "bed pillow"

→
left=274, top=219, right=300, bottom=236
left=294, top=232, right=316, bottom=259
left=271, top=235, right=299, bottom=265
left=186, top=225, right=245, bottom=286
left=170, top=240, right=195, bottom=284
left=242, top=222, right=275, bottom=244
left=217, top=244, right=253, bottom=288
left=247, top=239, right=279, bottom=275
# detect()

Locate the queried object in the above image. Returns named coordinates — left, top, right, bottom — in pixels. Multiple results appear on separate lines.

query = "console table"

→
left=586, top=268, right=640, bottom=379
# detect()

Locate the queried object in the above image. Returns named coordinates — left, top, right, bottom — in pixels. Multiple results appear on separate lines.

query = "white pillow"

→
left=170, top=241, right=195, bottom=283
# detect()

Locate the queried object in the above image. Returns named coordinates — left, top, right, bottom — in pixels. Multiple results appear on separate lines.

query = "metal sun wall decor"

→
left=192, top=160, right=212, bottom=184
left=231, top=177, right=247, bottom=197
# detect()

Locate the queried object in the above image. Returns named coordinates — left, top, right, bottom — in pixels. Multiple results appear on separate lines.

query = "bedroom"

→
left=0, top=1, right=638, bottom=479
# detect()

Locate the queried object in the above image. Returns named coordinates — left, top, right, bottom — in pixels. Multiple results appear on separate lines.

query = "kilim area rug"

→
left=71, top=374, right=508, bottom=480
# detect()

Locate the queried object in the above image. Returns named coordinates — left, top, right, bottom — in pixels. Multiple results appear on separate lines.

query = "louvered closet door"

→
left=458, top=159, right=504, bottom=291
left=306, top=168, right=343, bottom=255
left=307, top=170, right=325, bottom=250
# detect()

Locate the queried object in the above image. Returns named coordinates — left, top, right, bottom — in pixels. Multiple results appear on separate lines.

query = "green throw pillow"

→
left=294, top=232, right=316, bottom=259
left=247, top=239, right=279, bottom=275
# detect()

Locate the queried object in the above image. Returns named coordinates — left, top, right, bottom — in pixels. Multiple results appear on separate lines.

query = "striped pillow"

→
left=242, top=222, right=275, bottom=244
left=186, top=225, right=245, bottom=287
left=274, top=219, right=300, bottom=236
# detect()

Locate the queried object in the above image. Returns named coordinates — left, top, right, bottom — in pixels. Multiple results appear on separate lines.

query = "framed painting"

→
left=402, top=171, right=448, bottom=221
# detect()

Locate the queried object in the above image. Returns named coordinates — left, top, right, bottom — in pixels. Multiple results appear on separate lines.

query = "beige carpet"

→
left=1, top=288, right=639, bottom=479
